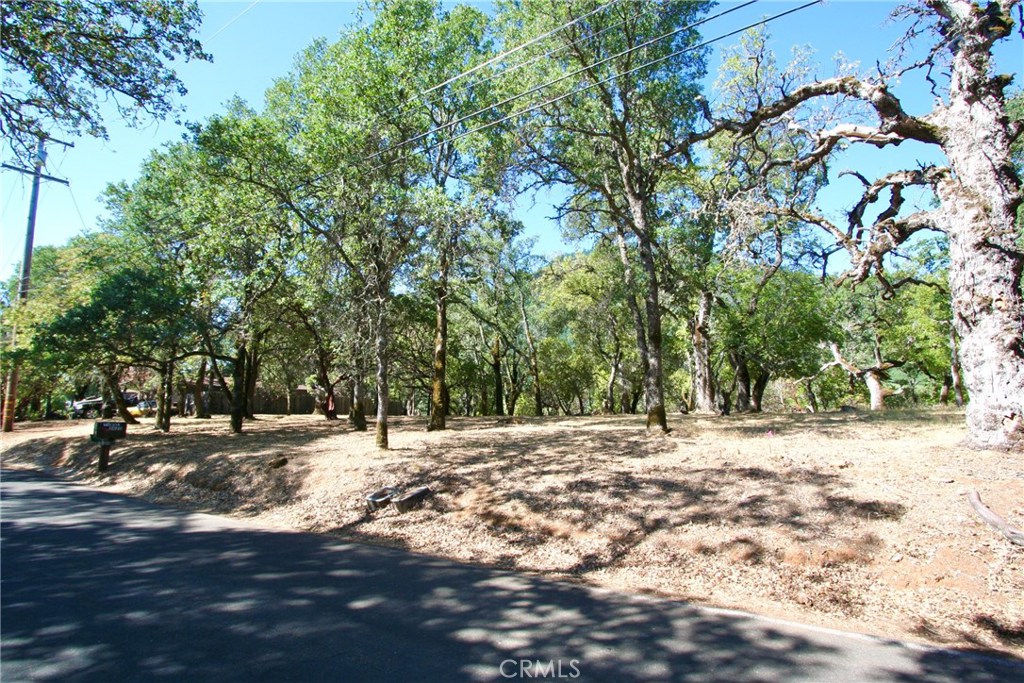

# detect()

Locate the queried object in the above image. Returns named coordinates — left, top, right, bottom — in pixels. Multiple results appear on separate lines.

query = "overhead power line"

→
left=371, top=0, right=762, bottom=163
left=422, top=0, right=628, bottom=97
left=375, top=0, right=825, bottom=172
left=206, top=0, right=261, bottom=42
left=412, top=5, right=652, bottom=121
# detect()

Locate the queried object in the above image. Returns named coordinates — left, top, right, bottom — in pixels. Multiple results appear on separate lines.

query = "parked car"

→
left=128, top=400, right=157, bottom=417
left=71, top=397, right=104, bottom=419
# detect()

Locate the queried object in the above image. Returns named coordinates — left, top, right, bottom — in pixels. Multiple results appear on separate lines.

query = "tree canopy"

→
left=0, top=0, right=209, bottom=160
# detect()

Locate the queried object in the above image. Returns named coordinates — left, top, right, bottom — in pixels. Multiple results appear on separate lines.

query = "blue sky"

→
left=1, top=0, right=1021, bottom=282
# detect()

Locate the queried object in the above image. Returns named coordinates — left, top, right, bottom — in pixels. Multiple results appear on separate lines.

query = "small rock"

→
left=269, top=456, right=288, bottom=469
left=891, top=553, right=903, bottom=563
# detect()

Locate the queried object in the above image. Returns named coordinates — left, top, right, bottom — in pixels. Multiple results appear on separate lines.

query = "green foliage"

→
left=716, top=266, right=836, bottom=380
left=35, top=262, right=201, bottom=372
left=0, top=0, right=209, bottom=161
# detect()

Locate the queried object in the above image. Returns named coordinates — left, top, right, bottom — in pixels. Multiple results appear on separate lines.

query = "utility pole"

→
left=1, top=137, right=72, bottom=431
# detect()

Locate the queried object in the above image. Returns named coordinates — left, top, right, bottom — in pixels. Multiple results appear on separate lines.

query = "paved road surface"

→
left=2, top=469, right=1021, bottom=682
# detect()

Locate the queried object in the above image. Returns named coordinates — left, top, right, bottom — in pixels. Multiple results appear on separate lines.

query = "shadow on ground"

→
left=3, top=469, right=1019, bottom=683
left=0, top=416, right=355, bottom=515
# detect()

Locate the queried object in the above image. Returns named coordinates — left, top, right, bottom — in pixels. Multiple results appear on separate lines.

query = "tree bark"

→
left=505, top=356, right=520, bottom=417
left=156, top=359, right=175, bottom=433
left=751, top=370, right=770, bottom=413
left=315, top=358, right=338, bottom=420
left=428, top=260, right=449, bottom=431
left=230, top=343, right=246, bottom=434
left=932, top=0, right=1024, bottom=447
left=691, top=291, right=718, bottom=413
left=194, top=358, right=211, bottom=419
left=614, top=230, right=655, bottom=419
left=864, top=370, right=886, bottom=411
left=103, top=368, right=137, bottom=424
left=373, top=293, right=390, bottom=449
left=633, top=225, right=668, bottom=431
left=350, top=375, right=367, bottom=431
left=804, top=379, right=818, bottom=413
left=730, top=350, right=752, bottom=413
left=244, top=334, right=263, bottom=420
left=490, top=335, right=504, bottom=417
left=177, top=375, right=189, bottom=419
left=518, top=290, right=543, bottom=417
left=605, top=347, right=621, bottom=413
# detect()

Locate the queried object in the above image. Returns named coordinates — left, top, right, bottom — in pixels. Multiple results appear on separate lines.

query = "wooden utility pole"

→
left=1, top=137, right=71, bottom=431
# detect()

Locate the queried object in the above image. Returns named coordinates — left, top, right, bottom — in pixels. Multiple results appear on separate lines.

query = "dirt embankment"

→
left=3, top=410, right=1021, bottom=657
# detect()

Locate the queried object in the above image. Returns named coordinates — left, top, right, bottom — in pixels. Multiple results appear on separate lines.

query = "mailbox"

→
left=91, top=421, right=127, bottom=443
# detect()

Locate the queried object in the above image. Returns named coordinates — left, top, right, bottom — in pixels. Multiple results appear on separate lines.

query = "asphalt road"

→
left=2, top=468, right=1021, bottom=682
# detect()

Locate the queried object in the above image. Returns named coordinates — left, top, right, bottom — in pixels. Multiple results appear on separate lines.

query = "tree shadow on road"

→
left=4, top=470, right=1019, bottom=683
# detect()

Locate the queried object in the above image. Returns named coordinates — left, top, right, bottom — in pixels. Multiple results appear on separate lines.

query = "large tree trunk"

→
left=315, top=358, right=338, bottom=421
left=324, top=387, right=336, bottom=419
left=864, top=370, right=886, bottom=411
left=490, top=335, right=504, bottom=417
left=616, top=135, right=669, bottom=432
left=751, top=370, right=770, bottom=413
left=730, top=350, right=752, bottom=413
left=932, top=0, right=1023, bottom=448
left=230, top=344, right=246, bottom=434
left=803, top=379, right=818, bottom=413
left=244, top=337, right=261, bottom=420
left=829, top=342, right=901, bottom=412
left=103, top=368, right=138, bottom=425
left=605, top=347, right=622, bottom=413
left=614, top=230, right=654, bottom=419
left=638, top=232, right=668, bottom=431
left=157, top=359, right=175, bottom=433
left=194, top=359, right=211, bottom=419
left=691, top=291, right=718, bottom=413
left=519, top=290, right=543, bottom=417
left=373, top=298, right=390, bottom=450
left=940, top=374, right=953, bottom=405
left=428, top=263, right=449, bottom=431
left=505, top=357, right=520, bottom=417
left=177, top=375, right=189, bottom=419
left=349, top=375, right=367, bottom=431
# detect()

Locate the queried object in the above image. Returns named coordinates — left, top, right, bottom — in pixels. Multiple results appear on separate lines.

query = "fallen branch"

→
left=968, top=491, right=1024, bottom=546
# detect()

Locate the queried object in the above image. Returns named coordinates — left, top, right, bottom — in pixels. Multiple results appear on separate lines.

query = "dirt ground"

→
left=2, top=409, right=1022, bottom=657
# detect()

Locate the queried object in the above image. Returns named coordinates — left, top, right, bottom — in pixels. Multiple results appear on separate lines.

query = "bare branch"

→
left=844, top=166, right=950, bottom=239
left=665, top=75, right=943, bottom=163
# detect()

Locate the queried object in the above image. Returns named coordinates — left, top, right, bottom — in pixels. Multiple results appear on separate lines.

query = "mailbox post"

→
left=91, top=421, right=127, bottom=472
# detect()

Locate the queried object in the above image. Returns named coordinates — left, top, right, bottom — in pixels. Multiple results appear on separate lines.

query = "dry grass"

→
left=2, top=409, right=1022, bottom=657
